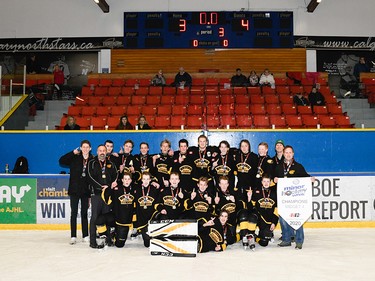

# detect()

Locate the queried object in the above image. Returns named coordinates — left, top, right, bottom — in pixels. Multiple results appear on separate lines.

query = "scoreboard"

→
left=123, top=11, right=293, bottom=49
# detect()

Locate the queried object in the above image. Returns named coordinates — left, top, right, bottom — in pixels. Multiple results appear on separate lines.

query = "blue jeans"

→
left=279, top=216, right=304, bottom=244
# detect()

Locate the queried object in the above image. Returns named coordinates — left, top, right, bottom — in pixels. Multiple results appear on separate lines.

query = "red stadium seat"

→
left=141, top=106, right=157, bottom=116
left=175, top=95, right=189, bottom=105
left=134, top=87, right=149, bottom=96
left=334, top=115, right=354, bottom=128
left=126, top=105, right=142, bottom=116
left=116, top=96, right=131, bottom=105
left=319, top=116, right=336, bottom=128
left=125, top=79, right=139, bottom=87
left=250, top=104, right=266, bottom=115
left=205, top=87, right=219, bottom=95
left=91, top=117, right=107, bottom=130
left=266, top=104, right=282, bottom=115
left=102, top=96, right=117, bottom=106
left=87, top=78, right=99, bottom=87
left=206, top=104, right=219, bottom=115
left=302, top=115, right=319, bottom=128
left=289, top=85, right=304, bottom=94
left=313, top=106, right=329, bottom=115
left=189, top=95, right=205, bottom=104
left=206, top=115, right=220, bottom=129
left=149, top=87, right=163, bottom=96
left=170, top=116, right=186, bottom=129
left=139, top=79, right=151, bottom=87
left=108, top=87, right=122, bottom=96
left=75, top=117, right=91, bottom=130
left=274, top=78, right=287, bottom=85
left=264, top=95, right=279, bottom=104
left=190, top=87, right=204, bottom=95
left=187, top=105, right=203, bottom=115
left=206, top=95, right=220, bottom=105
left=121, top=87, right=134, bottom=96
left=269, top=115, right=287, bottom=129
left=297, top=105, right=313, bottom=115
left=262, top=87, right=276, bottom=95
left=99, top=79, right=112, bottom=87
left=111, top=106, right=127, bottom=116
left=253, top=115, right=270, bottom=129
left=327, top=104, right=344, bottom=115
left=157, top=105, right=172, bottom=116
left=193, top=78, right=205, bottom=86
left=281, top=104, right=297, bottom=115
left=81, top=106, right=96, bottom=117
left=250, top=95, right=265, bottom=104
left=279, top=95, right=294, bottom=104
left=219, top=89, right=233, bottom=96
left=220, top=95, right=235, bottom=104
left=187, top=115, right=204, bottom=129
left=74, top=97, right=88, bottom=106
left=218, top=104, right=234, bottom=115
left=285, top=115, right=303, bottom=128
left=160, top=95, right=175, bottom=105
left=94, top=87, right=108, bottom=96
left=112, top=79, right=125, bottom=87
left=146, top=96, right=161, bottom=105
left=163, top=87, right=176, bottom=95
left=81, top=86, right=94, bottom=96
left=87, top=96, right=102, bottom=106
left=107, top=116, right=120, bottom=130
left=172, top=105, right=187, bottom=116
left=236, top=115, right=253, bottom=128
left=205, top=78, right=219, bottom=86
left=247, top=87, right=261, bottom=95
left=233, top=87, right=247, bottom=95
left=235, top=94, right=250, bottom=104
left=220, top=115, right=236, bottom=128
left=235, top=104, right=250, bottom=115
left=67, top=106, right=82, bottom=117
left=131, top=96, right=146, bottom=105
left=96, top=106, right=111, bottom=116
left=276, top=86, right=290, bottom=95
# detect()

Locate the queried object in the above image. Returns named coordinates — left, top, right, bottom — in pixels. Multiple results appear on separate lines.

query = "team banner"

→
left=277, top=177, right=313, bottom=230
left=0, top=178, right=37, bottom=223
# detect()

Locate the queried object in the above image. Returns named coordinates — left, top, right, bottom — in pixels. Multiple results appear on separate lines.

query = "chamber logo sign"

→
left=0, top=179, right=37, bottom=224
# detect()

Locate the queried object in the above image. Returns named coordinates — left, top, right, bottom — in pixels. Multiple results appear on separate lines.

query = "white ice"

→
left=1, top=228, right=375, bottom=281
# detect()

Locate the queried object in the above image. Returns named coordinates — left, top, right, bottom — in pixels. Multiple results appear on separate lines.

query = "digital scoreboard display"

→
left=123, top=11, right=293, bottom=49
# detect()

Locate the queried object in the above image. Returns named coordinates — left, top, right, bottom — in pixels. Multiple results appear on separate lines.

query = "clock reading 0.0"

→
left=123, top=11, right=293, bottom=49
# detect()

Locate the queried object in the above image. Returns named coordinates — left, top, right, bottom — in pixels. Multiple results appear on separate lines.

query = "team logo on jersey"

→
left=258, top=198, right=275, bottom=209
left=193, top=201, right=209, bottom=212
left=222, top=202, right=236, bottom=214
left=209, top=228, right=223, bottom=244
left=163, top=195, right=179, bottom=207
left=156, top=163, right=169, bottom=174
left=267, top=159, right=274, bottom=164
left=236, top=163, right=251, bottom=173
left=179, top=165, right=193, bottom=175
left=122, top=167, right=131, bottom=173
left=215, top=165, right=231, bottom=175
left=139, top=196, right=154, bottom=207
left=194, top=158, right=210, bottom=169
left=289, top=170, right=295, bottom=175
left=106, top=164, right=112, bottom=168
left=119, top=194, right=134, bottom=204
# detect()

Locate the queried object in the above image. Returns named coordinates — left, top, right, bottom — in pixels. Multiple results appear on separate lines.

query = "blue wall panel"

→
left=0, top=130, right=374, bottom=174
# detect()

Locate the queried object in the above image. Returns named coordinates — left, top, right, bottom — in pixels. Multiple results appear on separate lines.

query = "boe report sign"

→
left=277, top=177, right=313, bottom=230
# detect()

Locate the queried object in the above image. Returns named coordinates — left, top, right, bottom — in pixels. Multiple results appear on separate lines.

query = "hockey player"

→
left=133, top=172, right=160, bottom=247
left=152, top=139, right=173, bottom=189
left=198, top=210, right=236, bottom=253
left=171, top=139, right=195, bottom=193
left=255, top=142, right=274, bottom=188
left=118, top=139, right=139, bottom=183
left=185, top=176, right=215, bottom=223
left=102, top=172, right=135, bottom=248
left=214, top=176, right=246, bottom=227
left=249, top=174, right=278, bottom=247
left=211, top=140, right=236, bottom=191
left=155, top=172, right=186, bottom=220
left=134, top=142, right=155, bottom=183
left=234, top=139, right=258, bottom=195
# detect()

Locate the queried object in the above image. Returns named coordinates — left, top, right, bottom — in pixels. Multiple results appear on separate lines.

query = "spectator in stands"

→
left=308, top=86, right=325, bottom=108
left=26, top=53, right=42, bottom=74
left=231, top=68, right=248, bottom=87
left=173, top=67, right=192, bottom=87
left=53, top=64, right=65, bottom=100
left=293, top=92, right=310, bottom=106
left=136, top=115, right=152, bottom=130
left=259, top=69, right=275, bottom=88
left=248, top=70, right=259, bottom=86
left=353, top=57, right=370, bottom=81
left=286, top=72, right=302, bottom=85
left=116, top=115, right=133, bottom=130
left=151, top=69, right=166, bottom=86
left=64, top=116, right=81, bottom=130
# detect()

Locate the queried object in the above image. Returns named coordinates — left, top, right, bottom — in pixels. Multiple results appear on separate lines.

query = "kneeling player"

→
left=102, top=172, right=135, bottom=248
left=198, top=210, right=236, bottom=253
left=251, top=174, right=278, bottom=246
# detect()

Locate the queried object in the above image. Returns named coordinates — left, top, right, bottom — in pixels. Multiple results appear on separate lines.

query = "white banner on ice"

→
left=277, top=177, right=313, bottom=230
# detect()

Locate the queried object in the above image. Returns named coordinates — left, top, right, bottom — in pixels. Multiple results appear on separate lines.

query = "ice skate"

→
left=242, top=236, right=249, bottom=250
left=247, top=234, right=256, bottom=251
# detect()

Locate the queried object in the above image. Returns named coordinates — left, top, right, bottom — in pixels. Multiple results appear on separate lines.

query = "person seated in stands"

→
left=151, top=69, right=166, bottom=86
left=248, top=70, right=259, bottom=86
left=115, top=115, right=133, bottom=130
left=64, top=116, right=80, bottom=130
left=173, top=67, right=192, bottom=87
left=136, top=115, right=151, bottom=130
left=286, top=72, right=302, bottom=85
left=308, top=86, right=325, bottom=107
left=293, top=92, right=310, bottom=106
left=259, top=69, right=275, bottom=88
left=231, top=68, right=248, bottom=87
left=353, top=57, right=370, bottom=81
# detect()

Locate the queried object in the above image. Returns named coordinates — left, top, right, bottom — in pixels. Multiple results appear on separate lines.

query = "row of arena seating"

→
left=80, top=85, right=330, bottom=97
left=74, top=91, right=339, bottom=106
left=57, top=114, right=352, bottom=130
left=85, top=77, right=328, bottom=88
left=66, top=104, right=346, bottom=118
left=361, top=78, right=375, bottom=106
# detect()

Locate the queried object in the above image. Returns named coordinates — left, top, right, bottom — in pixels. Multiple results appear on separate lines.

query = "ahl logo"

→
left=0, top=184, right=32, bottom=203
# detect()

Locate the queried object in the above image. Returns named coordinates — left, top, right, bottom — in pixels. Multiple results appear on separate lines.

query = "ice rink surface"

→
left=1, top=228, right=375, bottom=281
